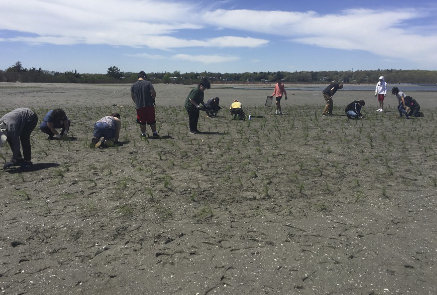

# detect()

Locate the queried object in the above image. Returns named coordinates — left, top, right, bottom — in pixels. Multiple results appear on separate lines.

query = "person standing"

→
left=131, top=71, right=159, bottom=138
left=184, top=78, right=211, bottom=134
left=39, top=108, right=70, bottom=139
left=0, top=108, right=38, bottom=169
left=322, top=81, right=343, bottom=116
left=375, top=76, right=387, bottom=112
left=271, top=78, right=287, bottom=115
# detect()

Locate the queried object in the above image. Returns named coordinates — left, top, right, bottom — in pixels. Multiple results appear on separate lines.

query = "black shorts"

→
left=276, top=96, right=282, bottom=102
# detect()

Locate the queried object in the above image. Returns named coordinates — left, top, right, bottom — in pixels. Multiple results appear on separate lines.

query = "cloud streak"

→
left=1, top=1, right=437, bottom=67
left=126, top=53, right=239, bottom=64
left=204, top=7, right=437, bottom=66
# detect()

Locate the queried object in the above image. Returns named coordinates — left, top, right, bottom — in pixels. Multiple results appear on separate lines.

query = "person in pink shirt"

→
left=271, top=78, right=287, bottom=114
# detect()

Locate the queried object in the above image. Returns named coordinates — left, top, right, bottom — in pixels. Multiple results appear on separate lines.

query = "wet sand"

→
left=1, top=82, right=437, bottom=294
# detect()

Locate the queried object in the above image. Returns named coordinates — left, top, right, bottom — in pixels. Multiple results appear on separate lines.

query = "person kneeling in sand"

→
left=205, top=97, right=221, bottom=117
left=404, top=95, right=423, bottom=117
left=230, top=100, right=246, bottom=120
left=39, top=108, right=70, bottom=140
left=345, top=100, right=365, bottom=119
left=91, top=113, right=121, bottom=148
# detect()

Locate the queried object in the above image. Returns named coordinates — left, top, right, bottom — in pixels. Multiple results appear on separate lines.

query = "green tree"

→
left=162, top=72, right=171, bottom=83
left=6, top=61, right=24, bottom=72
left=107, top=66, right=124, bottom=79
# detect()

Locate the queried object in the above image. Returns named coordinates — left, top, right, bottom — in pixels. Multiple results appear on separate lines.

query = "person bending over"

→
left=322, top=81, right=343, bottom=116
left=1, top=108, right=38, bottom=169
left=185, top=78, right=211, bottom=134
left=392, top=87, right=410, bottom=119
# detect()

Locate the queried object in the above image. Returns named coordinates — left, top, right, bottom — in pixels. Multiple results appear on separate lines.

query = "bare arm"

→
left=113, top=117, right=121, bottom=142
left=47, top=122, right=59, bottom=136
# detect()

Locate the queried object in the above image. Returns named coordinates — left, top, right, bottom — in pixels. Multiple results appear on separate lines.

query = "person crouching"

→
left=230, top=100, right=246, bottom=120
left=91, top=113, right=121, bottom=148
left=345, top=100, right=365, bottom=119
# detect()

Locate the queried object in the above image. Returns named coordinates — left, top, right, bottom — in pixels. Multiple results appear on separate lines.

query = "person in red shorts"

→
left=375, top=76, right=387, bottom=112
left=131, top=71, right=159, bottom=138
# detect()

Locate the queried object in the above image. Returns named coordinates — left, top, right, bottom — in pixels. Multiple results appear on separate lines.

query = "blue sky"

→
left=1, top=0, right=437, bottom=74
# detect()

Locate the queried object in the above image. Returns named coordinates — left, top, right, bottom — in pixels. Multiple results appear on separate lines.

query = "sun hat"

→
left=0, top=122, right=7, bottom=147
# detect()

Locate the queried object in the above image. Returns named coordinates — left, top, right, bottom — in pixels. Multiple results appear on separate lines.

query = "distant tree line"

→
left=2, top=61, right=437, bottom=84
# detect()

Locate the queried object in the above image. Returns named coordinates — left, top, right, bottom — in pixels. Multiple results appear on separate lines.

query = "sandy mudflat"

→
left=1, top=82, right=437, bottom=294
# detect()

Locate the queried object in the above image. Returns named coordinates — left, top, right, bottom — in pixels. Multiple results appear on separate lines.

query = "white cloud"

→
left=1, top=1, right=437, bottom=67
left=173, top=54, right=239, bottom=64
left=125, top=53, right=166, bottom=60
left=204, top=7, right=437, bottom=67
left=127, top=52, right=239, bottom=64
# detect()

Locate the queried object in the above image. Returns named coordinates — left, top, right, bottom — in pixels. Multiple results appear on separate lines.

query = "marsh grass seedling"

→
left=263, top=185, right=269, bottom=197
left=14, top=190, right=30, bottom=200
left=118, top=204, right=134, bottom=217
left=382, top=186, right=388, bottom=198
left=299, top=184, right=304, bottom=194
left=194, top=206, right=213, bottom=221
left=249, top=171, right=257, bottom=178
left=154, top=204, right=173, bottom=221
left=314, top=203, right=327, bottom=212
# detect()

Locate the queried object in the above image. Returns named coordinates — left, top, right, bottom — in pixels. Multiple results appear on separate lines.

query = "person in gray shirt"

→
left=131, top=71, right=159, bottom=138
left=0, top=108, right=38, bottom=169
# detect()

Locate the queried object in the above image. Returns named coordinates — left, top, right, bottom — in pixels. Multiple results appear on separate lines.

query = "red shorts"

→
left=377, top=94, right=385, bottom=102
left=136, top=106, right=156, bottom=125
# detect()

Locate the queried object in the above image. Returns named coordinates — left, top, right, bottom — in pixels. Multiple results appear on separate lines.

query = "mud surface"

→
left=1, top=83, right=437, bottom=294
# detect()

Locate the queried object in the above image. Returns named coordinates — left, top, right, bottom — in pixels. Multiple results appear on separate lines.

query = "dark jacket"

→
left=345, top=101, right=363, bottom=116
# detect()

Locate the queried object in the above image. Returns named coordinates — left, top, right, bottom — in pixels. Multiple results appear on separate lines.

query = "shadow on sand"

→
left=4, top=162, right=60, bottom=173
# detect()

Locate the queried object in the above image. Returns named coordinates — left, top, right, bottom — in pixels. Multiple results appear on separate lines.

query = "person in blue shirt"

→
left=39, top=108, right=70, bottom=139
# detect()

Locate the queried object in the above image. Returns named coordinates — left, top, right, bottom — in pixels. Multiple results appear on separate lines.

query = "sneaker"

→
left=91, top=137, right=99, bottom=146
left=95, top=137, right=105, bottom=148
left=152, top=133, right=160, bottom=138
left=141, top=133, right=147, bottom=137
left=190, top=130, right=200, bottom=134
left=13, top=158, right=24, bottom=166
left=20, top=161, right=33, bottom=169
